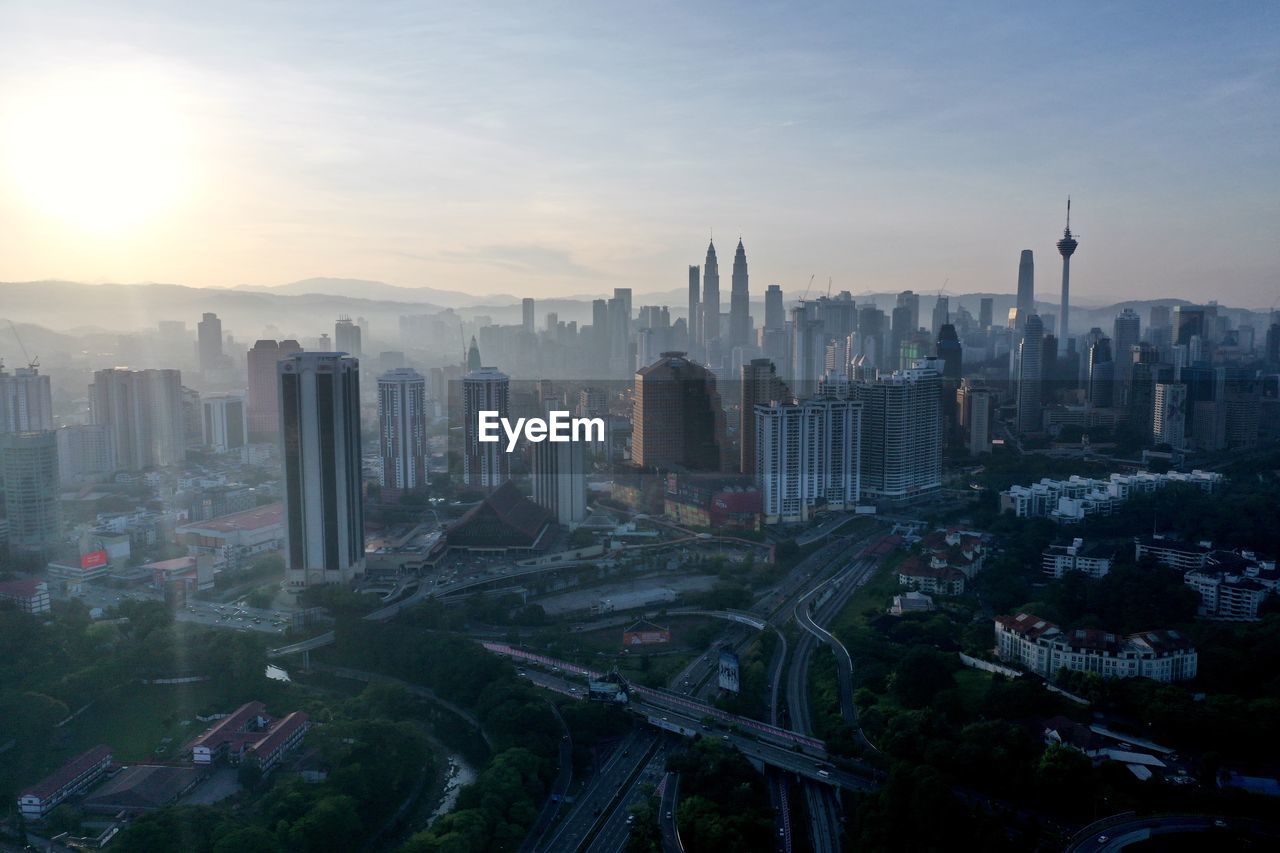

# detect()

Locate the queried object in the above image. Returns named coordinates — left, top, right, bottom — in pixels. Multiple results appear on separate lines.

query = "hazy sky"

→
left=1, top=1, right=1277, bottom=306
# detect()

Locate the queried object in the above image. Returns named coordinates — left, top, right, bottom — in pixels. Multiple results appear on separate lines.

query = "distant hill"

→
left=237, top=277, right=519, bottom=309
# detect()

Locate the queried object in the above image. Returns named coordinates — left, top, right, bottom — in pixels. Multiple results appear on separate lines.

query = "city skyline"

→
left=1, top=2, right=1276, bottom=305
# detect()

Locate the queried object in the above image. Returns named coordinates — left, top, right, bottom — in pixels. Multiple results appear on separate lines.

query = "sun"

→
left=3, top=69, right=193, bottom=236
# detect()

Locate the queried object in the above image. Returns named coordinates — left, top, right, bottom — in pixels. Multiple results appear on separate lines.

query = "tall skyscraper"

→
left=857, top=305, right=886, bottom=369
left=246, top=339, right=302, bottom=442
left=756, top=397, right=861, bottom=523
left=201, top=393, right=248, bottom=453
left=633, top=352, right=727, bottom=471
left=197, top=312, right=224, bottom=373
left=335, top=317, right=362, bottom=357
left=1087, top=337, right=1114, bottom=408
left=890, top=305, right=913, bottom=371
left=532, top=404, right=587, bottom=526
left=935, top=324, right=962, bottom=380
left=1113, top=309, right=1141, bottom=390
left=1015, top=314, right=1045, bottom=434
left=740, top=358, right=790, bottom=477
left=0, top=364, right=53, bottom=433
left=462, top=366, right=510, bottom=489
left=851, top=363, right=941, bottom=502
left=522, top=298, right=535, bottom=335
left=688, top=265, right=701, bottom=349
left=957, top=381, right=992, bottom=455
left=931, top=296, right=950, bottom=340
left=378, top=368, right=428, bottom=496
left=1174, top=305, right=1207, bottom=346
left=607, top=294, right=630, bottom=376
left=790, top=305, right=825, bottom=391
left=0, top=431, right=61, bottom=557
left=765, top=284, right=785, bottom=331
left=89, top=368, right=185, bottom=469
left=979, top=297, right=994, bottom=330
left=701, top=241, right=720, bottom=349
left=729, top=238, right=751, bottom=348
left=279, top=352, right=364, bottom=587
left=1015, top=249, right=1035, bottom=324
left=896, top=291, right=920, bottom=333
left=1057, top=199, right=1079, bottom=339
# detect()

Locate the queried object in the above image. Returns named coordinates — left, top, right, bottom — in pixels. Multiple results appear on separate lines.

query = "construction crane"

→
left=800, top=274, right=816, bottom=301
left=7, top=320, right=38, bottom=370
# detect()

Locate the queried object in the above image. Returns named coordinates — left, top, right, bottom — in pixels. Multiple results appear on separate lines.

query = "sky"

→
left=0, top=1, right=1277, bottom=307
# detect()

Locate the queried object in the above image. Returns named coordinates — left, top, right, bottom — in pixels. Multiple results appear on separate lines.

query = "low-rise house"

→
left=1042, top=538, right=1113, bottom=579
left=995, top=612, right=1197, bottom=683
left=889, top=591, right=935, bottom=616
left=897, top=556, right=965, bottom=595
left=188, top=701, right=309, bottom=775
left=0, top=577, right=51, bottom=614
left=17, top=745, right=113, bottom=819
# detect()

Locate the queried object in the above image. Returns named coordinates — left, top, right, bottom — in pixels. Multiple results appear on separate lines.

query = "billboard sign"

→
left=717, top=649, right=740, bottom=693
left=80, top=549, right=108, bottom=570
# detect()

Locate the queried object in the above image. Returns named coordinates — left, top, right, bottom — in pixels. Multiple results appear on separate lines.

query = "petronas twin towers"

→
left=690, top=236, right=751, bottom=357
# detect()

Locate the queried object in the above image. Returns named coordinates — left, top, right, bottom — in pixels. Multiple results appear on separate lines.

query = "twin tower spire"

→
left=691, top=236, right=751, bottom=353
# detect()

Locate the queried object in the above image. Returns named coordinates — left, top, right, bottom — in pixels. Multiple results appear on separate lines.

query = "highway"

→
left=585, top=739, right=675, bottom=853
left=657, top=772, right=683, bottom=853
left=538, top=729, right=660, bottom=852
left=1065, top=813, right=1280, bottom=852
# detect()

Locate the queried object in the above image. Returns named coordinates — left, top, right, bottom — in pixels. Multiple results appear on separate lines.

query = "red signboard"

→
left=80, top=550, right=108, bottom=570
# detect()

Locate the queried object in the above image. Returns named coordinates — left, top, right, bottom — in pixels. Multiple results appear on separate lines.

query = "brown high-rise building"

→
left=740, top=358, right=790, bottom=477
left=633, top=352, right=727, bottom=472
left=247, top=339, right=302, bottom=442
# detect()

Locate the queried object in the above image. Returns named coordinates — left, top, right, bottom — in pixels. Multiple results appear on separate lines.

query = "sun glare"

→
left=4, top=70, right=193, bottom=235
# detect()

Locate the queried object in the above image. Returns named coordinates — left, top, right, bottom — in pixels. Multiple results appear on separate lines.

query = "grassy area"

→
left=1, top=679, right=289, bottom=803
left=952, top=667, right=994, bottom=715
left=832, top=551, right=905, bottom=636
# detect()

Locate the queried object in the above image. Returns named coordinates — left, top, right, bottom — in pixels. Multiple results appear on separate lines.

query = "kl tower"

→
left=1056, top=198, right=1079, bottom=340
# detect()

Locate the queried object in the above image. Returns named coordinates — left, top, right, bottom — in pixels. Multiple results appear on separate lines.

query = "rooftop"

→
left=177, top=503, right=284, bottom=534
left=20, top=745, right=112, bottom=801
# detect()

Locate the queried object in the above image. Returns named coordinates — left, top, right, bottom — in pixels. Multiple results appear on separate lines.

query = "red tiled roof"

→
left=898, top=558, right=964, bottom=582
left=189, top=701, right=267, bottom=750
left=996, top=612, right=1061, bottom=641
left=20, top=745, right=112, bottom=801
left=246, top=711, right=309, bottom=758
left=0, top=577, right=42, bottom=597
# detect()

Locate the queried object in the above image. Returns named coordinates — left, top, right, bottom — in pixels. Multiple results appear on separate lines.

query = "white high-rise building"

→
left=1153, top=382, right=1187, bottom=448
left=89, top=368, right=185, bottom=469
left=279, top=353, right=365, bottom=588
left=851, top=362, right=941, bottom=502
left=462, top=366, right=510, bottom=489
left=0, top=365, right=54, bottom=433
left=756, top=397, right=862, bottom=524
left=56, top=424, right=117, bottom=484
left=378, top=368, right=428, bottom=495
left=201, top=393, right=248, bottom=453
left=522, top=298, right=536, bottom=335
left=532, top=412, right=588, bottom=526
